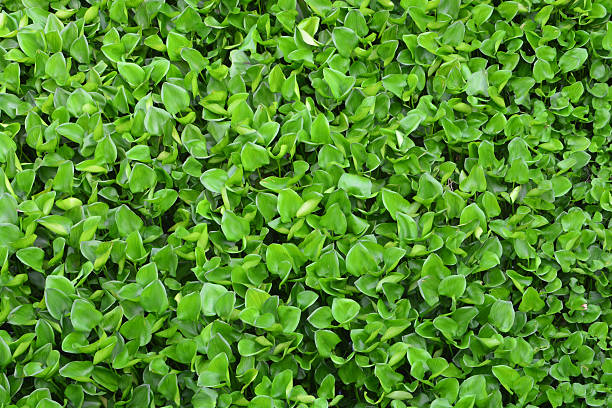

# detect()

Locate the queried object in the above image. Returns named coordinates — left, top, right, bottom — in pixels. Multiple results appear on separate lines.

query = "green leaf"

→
left=177, top=292, right=201, bottom=321
left=492, top=365, right=520, bottom=394
left=382, top=188, right=413, bottom=220
left=117, top=62, right=146, bottom=88
left=116, top=205, right=143, bottom=237
left=56, top=123, right=84, bottom=144
left=308, top=306, right=334, bottom=329
left=200, top=169, right=228, bottom=193
left=60, top=361, right=94, bottom=381
left=70, top=299, right=103, bottom=332
left=277, top=189, right=303, bottom=222
left=0, top=336, right=11, bottom=368
left=488, top=299, right=515, bottom=332
left=278, top=305, right=301, bottom=333
left=465, top=70, right=489, bottom=97
left=322, top=68, right=355, bottom=99
left=558, top=48, right=588, bottom=73
left=518, top=287, right=545, bottom=312
left=161, top=82, right=190, bottom=115
left=200, top=283, right=229, bottom=316
left=383, top=74, right=407, bottom=98
left=38, top=215, right=72, bottom=236
left=241, top=142, right=270, bottom=171
left=70, top=36, right=90, bottom=64
left=16, top=247, right=44, bottom=272
left=331, top=298, right=360, bottom=324
left=310, top=113, right=331, bottom=144
left=438, top=275, right=466, bottom=298
left=314, top=330, right=341, bottom=357
left=145, top=107, right=172, bottom=136
left=338, top=173, right=372, bottom=197
left=45, top=53, right=69, bottom=85
left=416, top=173, right=443, bottom=205
left=345, top=243, right=378, bottom=276
left=166, top=31, right=192, bottom=61
left=129, top=163, right=157, bottom=193
left=140, top=280, right=169, bottom=314
left=332, top=27, right=358, bottom=57
left=375, top=364, right=404, bottom=393
left=221, top=210, right=250, bottom=241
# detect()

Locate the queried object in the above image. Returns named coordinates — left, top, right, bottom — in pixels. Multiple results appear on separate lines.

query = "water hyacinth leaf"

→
left=45, top=53, right=69, bottom=85
left=200, top=169, right=228, bottom=193
left=56, top=123, right=84, bottom=144
left=332, top=27, right=358, bottom=57
left=245, top=287, right=270, bottom=310
left=161, top=82, right=190, bottom=115
left=345, top=243, right=378, bottom=276
left=129, top=164, right=156, bottom=193
left=310, top=113, right=331, bottom=144
left=323, top=68, right=355, bottom=99
left=278, top=305, right=301, bottom=333
left=116, top=205, right=143, bottom=236
left=70, top=36, right=90, bottom=64
left=558, top=48, right=588, bottom=73
left=438, top=275, right=466, bottom=298
left=145, top=107, right=172, bottom=136
left=200, top=283, right=229, bottom=316
left=45, top=275, right=75, bottom=319
left=0, top=337, right=11, bottom=368
left=177, top=292, right=201, bottom=321
left=488, top=300, right=515, bottom=333
left=70, top=299, right=103, bottom=332
left=16, top=247, right=44, bottom=272
left=518, top=287, right=545, bottom=312
left=221, top=210, right=250, bottom=242
left=241, top=142, right=270, bottom=171
left=416, top=173, right=443, bottom=205
left=167, top=31, right=192, bottom=61
left=38, top=215, right=72, bottom=236
left=314, top=330, right=341, bottom=358
left=492, top=365, right=520, bottom=394
left=308, top=306, right=334, bottom=329
left=60, top=361, right=94, bottom=382
left=117, top=62, right=145, bottom=88
left=375, top=364, right=404, bottom=393
left=278, top=189, right=302, bottom=222
left=331, top=298, right=360, bottom=324
left=338, top=173, right=372, bottom=197
left=382, top=189, right=413, bottom=220
left=140, top=280, right=169, bottom=314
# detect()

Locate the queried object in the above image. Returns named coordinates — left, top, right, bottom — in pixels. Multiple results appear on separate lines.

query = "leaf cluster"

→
left=0, top=0, right=611, bottom=407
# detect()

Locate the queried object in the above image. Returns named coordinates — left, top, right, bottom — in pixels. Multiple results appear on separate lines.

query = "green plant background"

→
left=0, top=0, right=611, bottom=407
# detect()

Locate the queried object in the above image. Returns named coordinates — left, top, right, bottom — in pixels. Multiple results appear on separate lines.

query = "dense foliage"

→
left=0, top=0, right=611, bottom=407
